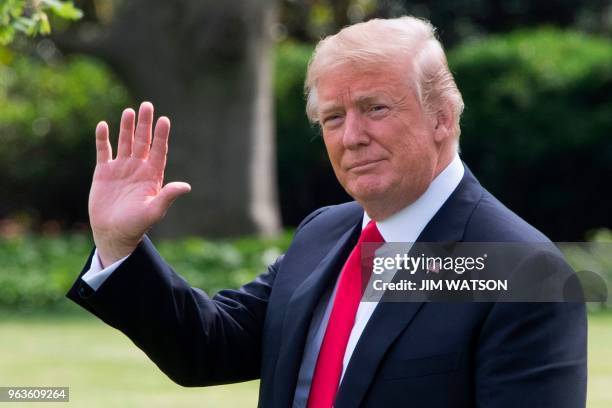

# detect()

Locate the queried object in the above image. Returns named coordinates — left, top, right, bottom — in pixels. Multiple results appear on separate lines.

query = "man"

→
left=67, top=16, right=587, bottom=407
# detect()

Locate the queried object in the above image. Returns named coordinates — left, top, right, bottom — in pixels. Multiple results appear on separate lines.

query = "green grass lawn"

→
left=587, top=311, right=612, bottom=408
left=0, top=308, right=258, bottom=407
left=1, top=309, right=610, bottom=407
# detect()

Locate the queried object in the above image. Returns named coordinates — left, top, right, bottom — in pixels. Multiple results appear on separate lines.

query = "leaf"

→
left=38, top=12, right=50, bottom=35
left=54, top=2, right=82, bottom=20
left=0, top=25, right=16, bottom=46
left=41, top=0, right=82, bottom=20
left=1, top=0, right=25, bottom=23
left=12, top=16, right=34, bottom=34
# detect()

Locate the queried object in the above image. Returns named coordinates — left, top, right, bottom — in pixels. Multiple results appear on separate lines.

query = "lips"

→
left=347, top=159, right=385, bottom=171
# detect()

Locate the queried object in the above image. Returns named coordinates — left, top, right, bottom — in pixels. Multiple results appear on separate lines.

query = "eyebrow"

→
left=319, top=93, right=389, bottom=116
left=319, top=102, right=342, bottom=116
left=355, top=95, right=385, bottom=106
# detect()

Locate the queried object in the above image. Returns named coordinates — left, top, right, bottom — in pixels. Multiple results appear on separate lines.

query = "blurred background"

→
left=1, top=0, right=611, bottom=407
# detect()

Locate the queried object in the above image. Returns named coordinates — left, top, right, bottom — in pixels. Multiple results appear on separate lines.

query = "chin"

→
left=346, top=178, right=393, bottom=203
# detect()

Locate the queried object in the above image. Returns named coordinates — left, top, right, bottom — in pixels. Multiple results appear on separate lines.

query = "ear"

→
left=433, top=103, right=454, bottom=144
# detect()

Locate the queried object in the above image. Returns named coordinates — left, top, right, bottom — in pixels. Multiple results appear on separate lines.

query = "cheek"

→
left=392, top=128, right=431, bottom=160
left=394, top=141, right=438, bottom=187
left=322, top=135, right=345, bottom=170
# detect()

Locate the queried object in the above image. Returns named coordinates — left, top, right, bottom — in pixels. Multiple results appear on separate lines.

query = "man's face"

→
left=316, top=62, right=442, bottom=215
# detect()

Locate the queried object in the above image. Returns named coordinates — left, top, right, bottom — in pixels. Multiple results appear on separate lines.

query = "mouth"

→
left=347, top=159, right=385, bottom=172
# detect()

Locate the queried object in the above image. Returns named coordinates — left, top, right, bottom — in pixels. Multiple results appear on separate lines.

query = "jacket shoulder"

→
left=296, top=201, right=363, bottom=233
left=465, top=189, right=551, bottom=242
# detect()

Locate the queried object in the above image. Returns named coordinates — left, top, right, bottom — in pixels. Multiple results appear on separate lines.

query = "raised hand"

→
left=89, top=102, right=191, bottom=267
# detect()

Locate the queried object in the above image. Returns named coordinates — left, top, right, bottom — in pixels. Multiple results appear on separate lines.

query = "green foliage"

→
left=449, top=28, right=612, bottom=240
left=0, top=233, right=92, bottom=311
left=156, top=232, right=293, bottom=296
left=0, top=229, right=610, bottom=312
left=561, top=229, right=612, bottom=311
left=0, top=0, right=82, bottom=45
left=0, top=232, right=293, bottom=311
left=0, top=47, right=130, bottom=224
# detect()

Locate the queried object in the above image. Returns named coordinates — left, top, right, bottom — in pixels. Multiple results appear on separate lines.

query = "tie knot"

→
left=360, top=220, right=384, bottom=244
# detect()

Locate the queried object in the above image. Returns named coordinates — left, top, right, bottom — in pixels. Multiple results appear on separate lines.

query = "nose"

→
left=342, top=110, right=370, bottom=149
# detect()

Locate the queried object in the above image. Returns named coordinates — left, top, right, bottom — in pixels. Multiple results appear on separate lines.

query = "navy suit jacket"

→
left=67, top=166, right=587, bottom=407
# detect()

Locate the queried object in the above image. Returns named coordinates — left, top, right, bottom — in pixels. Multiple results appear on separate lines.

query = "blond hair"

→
left=304, top=16, right=464, bottom=138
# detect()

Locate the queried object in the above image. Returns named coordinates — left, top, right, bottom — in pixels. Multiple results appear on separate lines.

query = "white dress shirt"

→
left=82, top=154, right=464, bottom=407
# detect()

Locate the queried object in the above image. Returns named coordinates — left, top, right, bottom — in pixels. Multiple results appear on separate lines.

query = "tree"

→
left=53, top=0, right=281, bottom=237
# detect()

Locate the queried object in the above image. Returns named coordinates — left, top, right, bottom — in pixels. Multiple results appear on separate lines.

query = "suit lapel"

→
left=272, top=215, right=362, bottom=407
left=335, top=165, right=484, bottom=407
left=334, top=300, right=425, bottom=407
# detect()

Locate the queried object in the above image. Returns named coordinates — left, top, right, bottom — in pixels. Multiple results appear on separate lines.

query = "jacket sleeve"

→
left=66, top=235, right=281, bottom=387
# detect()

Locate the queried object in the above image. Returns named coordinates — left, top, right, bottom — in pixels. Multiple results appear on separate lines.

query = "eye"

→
left=369, top=105, right=389, bottom=115
left=322, top=114, right=343, bottom=128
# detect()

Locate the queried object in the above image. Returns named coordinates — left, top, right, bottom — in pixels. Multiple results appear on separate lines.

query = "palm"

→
left=90, top=158, right=162, bottom=235
left=89, top=102, right=191, bottom=265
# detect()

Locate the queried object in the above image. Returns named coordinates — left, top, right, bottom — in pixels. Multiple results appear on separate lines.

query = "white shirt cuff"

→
left=81, top=249, right=130, bottom=291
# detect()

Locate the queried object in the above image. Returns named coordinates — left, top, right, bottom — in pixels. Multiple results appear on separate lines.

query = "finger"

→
left=95, top=121, right=112, bottom=164
left=133, top=101, right=154, bottom=160
left=151, top=182, right=192, bottom=218
left=149, top=116, right=170, bottom=171
left=116, top=108, right=135, bottom=158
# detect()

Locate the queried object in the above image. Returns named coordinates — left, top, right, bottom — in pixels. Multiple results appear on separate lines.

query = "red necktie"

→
left=307, top=220, right=384, bottom=408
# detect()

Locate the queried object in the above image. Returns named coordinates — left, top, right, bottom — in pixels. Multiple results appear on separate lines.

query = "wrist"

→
left=93, top=232, right=142, bottom=268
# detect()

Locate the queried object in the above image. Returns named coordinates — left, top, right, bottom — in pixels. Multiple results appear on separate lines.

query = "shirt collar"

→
left=362, top=153, right=464, bottom=242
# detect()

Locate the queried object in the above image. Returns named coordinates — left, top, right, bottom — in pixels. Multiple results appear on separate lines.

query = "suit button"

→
left=78, top=285, right=92, bottom=298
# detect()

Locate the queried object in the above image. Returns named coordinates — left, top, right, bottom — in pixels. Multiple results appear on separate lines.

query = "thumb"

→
left=151, top=182, right=191, bottom=216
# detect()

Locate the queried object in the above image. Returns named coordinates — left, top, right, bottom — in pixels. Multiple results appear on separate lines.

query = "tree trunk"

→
left=63, top=0, right=281, bottom=237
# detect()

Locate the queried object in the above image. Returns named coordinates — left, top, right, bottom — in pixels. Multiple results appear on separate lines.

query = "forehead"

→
left=316, top=63, right=413, bottom=107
